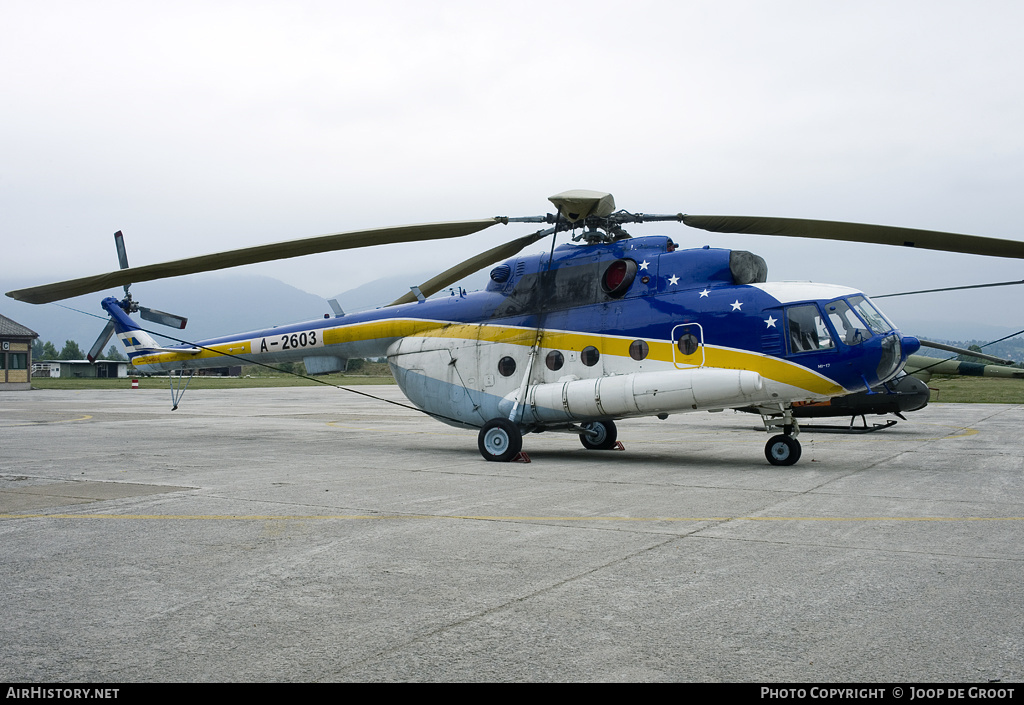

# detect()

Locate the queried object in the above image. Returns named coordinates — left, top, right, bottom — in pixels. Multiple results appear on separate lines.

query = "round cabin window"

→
left=498, top=356, right=517, bottom=376
left=629, top=339, right=649, bottom=361
left=545, top=350, right=564, bottom=371
left=581, top=346, right=600, bottom=367
left=677, top=334, right=699, bottom=356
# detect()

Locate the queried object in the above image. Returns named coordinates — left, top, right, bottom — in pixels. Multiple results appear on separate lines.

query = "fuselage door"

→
left=671, top=322, right=705, bottom=368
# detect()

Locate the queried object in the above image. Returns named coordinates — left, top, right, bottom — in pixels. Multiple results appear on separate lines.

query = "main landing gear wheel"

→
left=765, top=434, right=801, bottom=466
left=478, top=418, right=523, bottom=462
left=579, top=420, right=618, bottom=450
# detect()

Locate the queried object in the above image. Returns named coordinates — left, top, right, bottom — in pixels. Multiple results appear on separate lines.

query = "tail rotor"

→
left=85, top=231, right=189, bottom=362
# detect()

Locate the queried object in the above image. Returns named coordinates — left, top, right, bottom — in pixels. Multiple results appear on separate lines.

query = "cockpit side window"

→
left=825, top=299, right=870, bottom=346
left=848, top=295, right=893, bottom=335
left=786, top=304, right=834, bottom=353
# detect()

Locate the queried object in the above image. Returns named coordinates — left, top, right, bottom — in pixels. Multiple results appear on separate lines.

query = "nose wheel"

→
left=478, top=418, right=523, bottom=462
left=765, top=434, right=802, bottom=466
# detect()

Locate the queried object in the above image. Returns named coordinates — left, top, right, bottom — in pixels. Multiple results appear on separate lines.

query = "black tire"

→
left=579, top=420, right=618, bottom=450
left=765, top=434, right=802, bottom=466
left=478, top=418, right=523, bottom=462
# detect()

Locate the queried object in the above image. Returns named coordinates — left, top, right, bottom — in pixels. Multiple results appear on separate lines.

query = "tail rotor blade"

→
left=114, top=231, right=130, bottom=270
left=139, top=306, right=188, bottom=330
left=114, top=230, right=132, bottom=296
left=87, top=320, right=116, bottom=363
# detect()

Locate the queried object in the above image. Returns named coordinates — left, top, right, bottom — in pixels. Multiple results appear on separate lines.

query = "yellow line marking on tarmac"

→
left=2, top=513, right=1022, bottom=522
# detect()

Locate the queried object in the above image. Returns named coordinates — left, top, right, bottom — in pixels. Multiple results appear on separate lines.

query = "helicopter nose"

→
left=901, top=335, right=921, bottom=357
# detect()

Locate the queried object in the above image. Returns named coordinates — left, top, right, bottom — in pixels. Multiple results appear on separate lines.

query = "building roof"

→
left=0, top=313, right=38, bottom=338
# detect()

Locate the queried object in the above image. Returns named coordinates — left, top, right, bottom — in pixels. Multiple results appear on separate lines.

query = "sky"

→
left=3, top=0, right=1024, bottom=338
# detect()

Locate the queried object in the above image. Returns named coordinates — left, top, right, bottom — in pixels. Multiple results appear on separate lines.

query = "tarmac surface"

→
left=1, top=386, right=1022, bottom=683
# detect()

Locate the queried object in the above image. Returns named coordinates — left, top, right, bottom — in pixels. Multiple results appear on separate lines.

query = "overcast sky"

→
left=3, top=0, right=1024, bottom=334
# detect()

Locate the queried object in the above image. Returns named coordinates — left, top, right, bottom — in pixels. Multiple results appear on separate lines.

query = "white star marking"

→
left=639, top=260, right=650, bottom=271
left=731, top=300, right=743, bottom=311
left=765, top=316, right=777, bottom=328
left=699, top=289, right=710, bottom=298
left=667, top=274, right=679, bottom=286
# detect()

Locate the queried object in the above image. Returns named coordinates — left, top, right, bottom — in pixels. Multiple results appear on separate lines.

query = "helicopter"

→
left=8, top=190, right=1024, bottom=466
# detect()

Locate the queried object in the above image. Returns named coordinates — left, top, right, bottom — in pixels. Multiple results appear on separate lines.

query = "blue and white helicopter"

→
left=9, top=190, right=1024, bottom=465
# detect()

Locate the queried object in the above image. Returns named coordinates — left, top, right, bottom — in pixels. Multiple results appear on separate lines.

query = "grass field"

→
left=925, top=375, right=1024, bottom=404
left=26, top=370, right=1023, bottom=403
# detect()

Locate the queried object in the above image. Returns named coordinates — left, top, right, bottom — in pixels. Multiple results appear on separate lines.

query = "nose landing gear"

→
left=765, top=434, right=802, bottom=466
left=759, top=405, right=802, bottom=466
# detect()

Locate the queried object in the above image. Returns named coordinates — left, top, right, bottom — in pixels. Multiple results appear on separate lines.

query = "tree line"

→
left=31, top=340, right=125, bottom=362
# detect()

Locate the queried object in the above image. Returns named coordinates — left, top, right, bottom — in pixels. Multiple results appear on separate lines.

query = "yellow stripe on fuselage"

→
left=320, top=318, right=447, bottom=347
left=131, top=317, right=845, bottom=397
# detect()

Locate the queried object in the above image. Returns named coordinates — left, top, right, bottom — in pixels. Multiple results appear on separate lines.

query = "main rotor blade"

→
left=917, top=339, right=1013, bottom=365
left=387, top=228, right=553, bottom=307
left=682, top=215, right=1024, bottom=259
left=873, top=279, right=1024, bottom=299
left=139, top=306, right=188, bottom=330
left=7, top=219, right=501, bottom=304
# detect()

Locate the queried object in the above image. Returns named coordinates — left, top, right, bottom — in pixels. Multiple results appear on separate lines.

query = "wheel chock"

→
left=612, top=441, right=625, bottom=451
left=512, top=451, right=532, bottom=463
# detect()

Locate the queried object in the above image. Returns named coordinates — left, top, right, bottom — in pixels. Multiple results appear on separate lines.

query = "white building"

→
left=32, top=360, right=130, bottom=379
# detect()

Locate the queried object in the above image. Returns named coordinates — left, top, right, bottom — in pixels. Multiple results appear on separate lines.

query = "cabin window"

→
left=581, top=346, right=600, bottom=367
left=677, top=333, right=699, bottom=356
left=545, top=350, right=564, bottom=371
left=629, top=339, right=649, bottom=361
left=786, top=304, right=834, bottom=353
left=498, top=356, right=517, bottom=377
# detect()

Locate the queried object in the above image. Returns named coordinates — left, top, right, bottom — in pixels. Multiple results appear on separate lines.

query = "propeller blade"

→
left=387, top=227, right=554, bottom=306
left=6, top=219, right=502, bottom=305
left=873, top=279, right=1024, bottom=299
left=86, top=320, right=116, bottom=363
left=917, top=339, right=1013, bottom=365
left=139, top=306, right=188, bottom=330
left=682, top=215, right=1024, bottom=260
